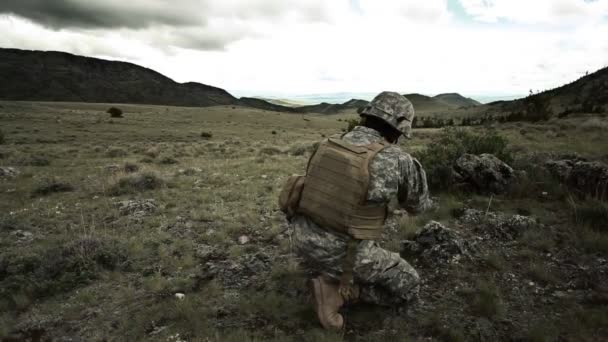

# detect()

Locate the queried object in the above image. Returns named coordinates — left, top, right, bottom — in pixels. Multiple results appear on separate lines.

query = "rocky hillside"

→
left=0, top=48, right=237, bottom=106
left=484, top=66, right=608, bottom=118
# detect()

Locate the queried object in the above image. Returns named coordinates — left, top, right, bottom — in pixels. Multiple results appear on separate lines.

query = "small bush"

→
left=287, top=144, right=314, bottom=156
left=107, top=107, right=123, bottom=118
left=0, top=237, right=128, bottom=306
left=345, top=118, right=361, bottom=132
left=25, top=156, right=51, bottom=166
left=416, top=128, right=512, bottom=191
left=106, top=148, right=128, bottom=158
left=109, top=172, right=164, bottom=195
left=32, top=178, right=74, bottom=196
left=260, top=146, right=282, bottom=155
left=470, top=280, right=503, bottom=318
left=144, top=147, right=160, bottom=158
left=123, top=162, right=140, bottom=173
left=570, top=198, right=608, bottom=233
left=200, top=132, right=213, bottom=139
left=159, top=156, right=179, bottom=165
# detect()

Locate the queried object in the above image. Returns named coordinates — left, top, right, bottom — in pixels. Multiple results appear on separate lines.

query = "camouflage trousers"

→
left=290, top=215, right=420, bottom=306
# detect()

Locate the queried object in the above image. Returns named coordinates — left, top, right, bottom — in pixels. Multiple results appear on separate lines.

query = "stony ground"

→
left=0, top=101, right=607, bottom=341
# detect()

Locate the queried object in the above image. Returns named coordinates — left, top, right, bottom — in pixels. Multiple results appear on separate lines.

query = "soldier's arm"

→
left=397, top=153, right=432, bottom=214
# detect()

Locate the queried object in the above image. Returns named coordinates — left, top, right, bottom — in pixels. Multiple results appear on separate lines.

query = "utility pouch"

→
left=278, top=175, right=306, bottom=219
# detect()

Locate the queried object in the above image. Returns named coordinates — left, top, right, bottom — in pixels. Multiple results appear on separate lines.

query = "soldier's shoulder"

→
left=379, top=144, right=408, bottom=156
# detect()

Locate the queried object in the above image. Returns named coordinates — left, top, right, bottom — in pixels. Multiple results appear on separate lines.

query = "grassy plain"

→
left=0, top=101, right=607, bottom=341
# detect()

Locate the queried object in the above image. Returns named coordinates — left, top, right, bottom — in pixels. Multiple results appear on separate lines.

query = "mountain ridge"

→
left=0, top=48, right=237, bottom=106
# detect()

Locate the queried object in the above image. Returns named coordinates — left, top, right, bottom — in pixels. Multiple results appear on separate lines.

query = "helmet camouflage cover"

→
left=358, top=91, right=415, bottom=139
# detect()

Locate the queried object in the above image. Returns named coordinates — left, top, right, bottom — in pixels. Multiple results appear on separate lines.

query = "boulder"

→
left=10, top=229, right=34, bottom=244
left=0, top=167, right=19, bottom=178
left=546, top=159, right=608, bottom=201
left=458, top=209, right=537, bottom=240
left=401, top=221, right=471, bottom=265
left=452, top=154, right=515, bottom=194
left=115, top=199, right=157, bottom=218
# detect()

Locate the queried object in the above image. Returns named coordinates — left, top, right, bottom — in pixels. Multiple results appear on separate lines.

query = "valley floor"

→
left=0, top=101, right=607, bottom=341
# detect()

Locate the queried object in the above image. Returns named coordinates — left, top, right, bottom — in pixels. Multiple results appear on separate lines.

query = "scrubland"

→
left=1, top=101, right=607, bottom=341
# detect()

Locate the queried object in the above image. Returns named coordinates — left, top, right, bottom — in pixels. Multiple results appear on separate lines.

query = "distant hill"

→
left=237, top=97, right=370, bottom=114
left=252, top=97, right=307, bottom=107
left=238, top=97, right=297, bottom=112
left=295, top=99, right=369, bottom=114
left=403, top=93, right=480, bottom=113
left=434, top=93, right=481, bottom=107
left=0, top=48, right=237, bottom=106
left=479, top=66, right=608, bottom=119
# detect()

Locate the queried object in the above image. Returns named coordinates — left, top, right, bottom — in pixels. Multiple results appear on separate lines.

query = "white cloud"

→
left=458, top=0, right=608, bottom=25
left=0, top=0, right=607, bottom=97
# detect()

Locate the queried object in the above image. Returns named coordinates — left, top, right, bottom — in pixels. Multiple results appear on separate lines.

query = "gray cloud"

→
left=0, top=0, right=336, bottom=51
left=0, top=0, right=205, bottom=29
left=0, top=0, right=334, bottom=30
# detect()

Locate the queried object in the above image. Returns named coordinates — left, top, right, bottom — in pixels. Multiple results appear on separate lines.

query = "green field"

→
left=1, top=101, right=607, bottom=341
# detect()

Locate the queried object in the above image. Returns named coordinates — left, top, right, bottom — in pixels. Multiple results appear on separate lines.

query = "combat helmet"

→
left=358, top=91, right=415, bottom=139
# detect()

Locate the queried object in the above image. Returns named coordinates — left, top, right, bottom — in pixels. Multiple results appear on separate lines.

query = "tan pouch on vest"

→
left=297, top=138, right=388, bottom=240
left=278, top=175, right=306, bottom=219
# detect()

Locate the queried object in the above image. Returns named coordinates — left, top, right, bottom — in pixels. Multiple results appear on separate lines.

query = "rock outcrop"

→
left=115, top=199, right=157, bottom=218
left=401, top=221, right=472, bottom=265
left=452, top=154, right=515, bottom=194
left=458, top=209, right=538, bottom=240
left=0, top=167, right=19, bottom=178
left=545, top=159, right=608, bottom=201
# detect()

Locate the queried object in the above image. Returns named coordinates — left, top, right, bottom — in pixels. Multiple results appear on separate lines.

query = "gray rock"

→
left=10, top=229, right=33, bottom=244
left=195, top=243, right=221, bottom=260
left=452, top=154, right=515, bottom=194
left=401, top=221, right=471, bottom=264
left=0, top=166, right=19, bottom=178
left=115, top=199, right=157, bottom=218
left=546, top=159, right=608, bottom=201
left=104, top=164, right=121, bottom=173
left=458, top=209, right=537, bottom=240
left=200, top=251, right=271, bottom=289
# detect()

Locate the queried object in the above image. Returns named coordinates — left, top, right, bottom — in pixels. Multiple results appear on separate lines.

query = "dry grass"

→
left=1, top=101, right=607, bottom=340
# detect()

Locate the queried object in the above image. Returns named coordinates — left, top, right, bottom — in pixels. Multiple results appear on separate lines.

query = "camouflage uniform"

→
left=291, top=125, right=432, bottom=306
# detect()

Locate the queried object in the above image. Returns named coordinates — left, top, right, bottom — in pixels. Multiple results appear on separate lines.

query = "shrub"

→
left=123, top=162, right=140, bottom=173
left=415, top=128, right=512, bottom=191
left=25, top=156, right=51, bottom=166
left=159, top=156, right=179, bottom=165
left=106, top=148, right=128, bottom=158
left=470, top=280, right=503, bottom=318
left=569, top=198, right=608, bottom=233
left=260, top=146, right=282, bottom=155
left=107, top=107, right=123, bottom=118
left=144, top=147, right=160, bottom=158
left=201, top=132, right=213, bottom=139
left=0, top=237, right=128, bottom=306
left=32, top=178, right=74, bottom=196
left=109, top=172, right=164, bottom=195
left=287, top=144, right=314, bottom=156
left=345, top=118, right=361, bottom=132
left=0, top=129, right=5, bottom=144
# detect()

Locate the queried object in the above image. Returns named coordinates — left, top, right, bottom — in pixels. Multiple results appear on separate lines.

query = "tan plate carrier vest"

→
left=297, top=138, right=389, bottom=240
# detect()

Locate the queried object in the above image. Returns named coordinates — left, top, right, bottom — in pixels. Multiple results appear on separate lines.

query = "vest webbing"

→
left=298, top=138, right=388, bottom=240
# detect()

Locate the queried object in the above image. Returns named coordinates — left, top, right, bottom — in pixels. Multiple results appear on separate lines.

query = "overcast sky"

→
left=1, top=0, right=607, bottom=99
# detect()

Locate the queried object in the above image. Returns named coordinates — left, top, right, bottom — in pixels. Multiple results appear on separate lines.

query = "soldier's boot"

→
left=311, top=275, right=344, bottom=331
